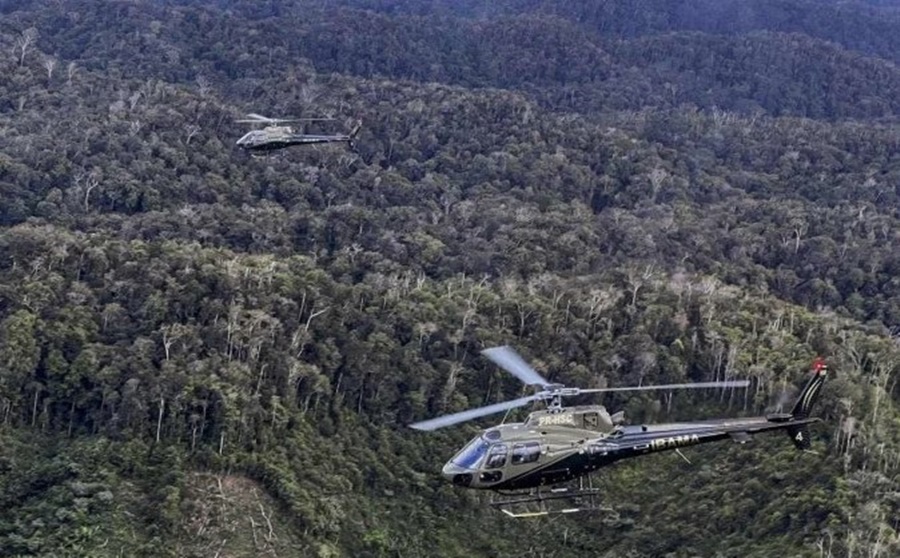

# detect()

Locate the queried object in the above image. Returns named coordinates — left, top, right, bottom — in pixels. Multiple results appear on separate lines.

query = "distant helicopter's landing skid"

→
left=489, top=477, right=611, bottom=518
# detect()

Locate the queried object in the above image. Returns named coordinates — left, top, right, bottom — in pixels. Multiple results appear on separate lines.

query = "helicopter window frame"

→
left=511, top=442, right=541, bottom=465
left=451, top=437, right=491, bottom=470
left=485, top=443, right=508, bottom=469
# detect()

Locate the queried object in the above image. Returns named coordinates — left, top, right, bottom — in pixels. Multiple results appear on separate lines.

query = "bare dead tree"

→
left=626, top=264, right=656, bottom=307
left=64, top=61, right=77, bottom=86
left=83, top=172, right=99, bottom=211
left=161, top=324, right=189, bottom=361
left=184, top=124, right=201, bottom=145
left=156, top=396, right=165, bottom=443
left=793, top=220, right=808, bottom=254
left=648, top=167, right=668, bottom=203
left=128, top=91, right=142, bottom=111
left=42, top=55, right=57, bottom=81
left=15, top=28, right=38, bottom=67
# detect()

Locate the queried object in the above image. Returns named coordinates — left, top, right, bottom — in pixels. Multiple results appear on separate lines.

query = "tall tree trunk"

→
left=156, top=396, right=165, bottom=443
left=67, top=399, right=76, bottom=437
left=31, top=388, right=40, bottom=427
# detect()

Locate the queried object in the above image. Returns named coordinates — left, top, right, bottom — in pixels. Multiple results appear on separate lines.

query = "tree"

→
left=14, top=28, right=38, bottom=67
left=42, top=55, right=57, bottom=81
left=0, top=310, right=41, bottom=425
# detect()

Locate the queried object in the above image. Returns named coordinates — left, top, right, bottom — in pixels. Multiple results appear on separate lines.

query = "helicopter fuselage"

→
left=442, top=405, right=819, bottom=491
left=236, top=129, right=352, bottom=152
left=411, top=346, right=826, bottom=505
left=236, top=119, right=361, bottom=153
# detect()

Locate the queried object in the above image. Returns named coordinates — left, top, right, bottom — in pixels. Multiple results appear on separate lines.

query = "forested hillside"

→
left=0, top=1, right=899, bottom=556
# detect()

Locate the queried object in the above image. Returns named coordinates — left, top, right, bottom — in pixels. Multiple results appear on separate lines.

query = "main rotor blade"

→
left=481, top=346, right=550, bottom=388
left=577, top=380, right=750, bottom=394
left=408, top=395, right=539, bottom=431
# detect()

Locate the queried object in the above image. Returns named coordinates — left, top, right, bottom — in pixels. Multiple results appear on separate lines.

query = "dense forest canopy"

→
left=0, top=1, right=899, bottom=556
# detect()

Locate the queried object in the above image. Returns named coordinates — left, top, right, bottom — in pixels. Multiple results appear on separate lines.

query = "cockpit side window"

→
left=485, top=443, right=508, bottom=469
left=511, top=442, right=541, bottom=465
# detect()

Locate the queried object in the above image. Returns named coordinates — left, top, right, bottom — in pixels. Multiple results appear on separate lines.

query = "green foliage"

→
left=0, top=0, right=899, bottom=556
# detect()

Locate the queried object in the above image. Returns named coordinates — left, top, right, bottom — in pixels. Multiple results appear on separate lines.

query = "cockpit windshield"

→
left=451, top=436, right=490, bottom=470
left=236, top=131, right=262, bottom=145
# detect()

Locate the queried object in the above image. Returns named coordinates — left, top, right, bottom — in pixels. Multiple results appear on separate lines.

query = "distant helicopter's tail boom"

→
left=348, top=120, right=362, bottom=149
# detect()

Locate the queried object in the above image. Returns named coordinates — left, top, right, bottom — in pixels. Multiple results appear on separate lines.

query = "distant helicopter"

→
left=235, top=113, right=362, bottom=153
left=410, top=346, right=827, bottom=517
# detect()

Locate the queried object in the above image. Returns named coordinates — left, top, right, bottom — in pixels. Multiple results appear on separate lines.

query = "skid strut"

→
left=489, top=476, right=612, bottom=518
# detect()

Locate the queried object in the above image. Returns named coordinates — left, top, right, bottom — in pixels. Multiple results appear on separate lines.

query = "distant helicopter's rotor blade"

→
left=237, top=113, right=335, bottom=123
left=481, top=346, right=551, bottom=388
left=264, top=118, right=336, bottom=123
left=408, top=395, right=539, bottom=431
left=240, top=113, right=275, bottom=122
left=576, top=380, right=750, bottom=394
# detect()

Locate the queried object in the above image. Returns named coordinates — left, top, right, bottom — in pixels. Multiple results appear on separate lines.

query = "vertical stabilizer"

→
left=787, top=358, right=827, bottom=449
left=791, top=358, right=827, bottom=419
left=348, top=119, right=362, bottom=149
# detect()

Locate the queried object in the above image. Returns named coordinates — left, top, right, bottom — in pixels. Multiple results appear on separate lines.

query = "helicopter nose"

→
left=442, top=462, right=473, bottom=487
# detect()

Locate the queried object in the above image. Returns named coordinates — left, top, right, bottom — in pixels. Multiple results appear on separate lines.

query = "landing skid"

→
left=489, top=477, right=612, bottom=518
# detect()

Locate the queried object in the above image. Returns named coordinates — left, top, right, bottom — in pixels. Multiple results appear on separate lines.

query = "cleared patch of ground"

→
left=176, top=473, right=309, bottom=558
